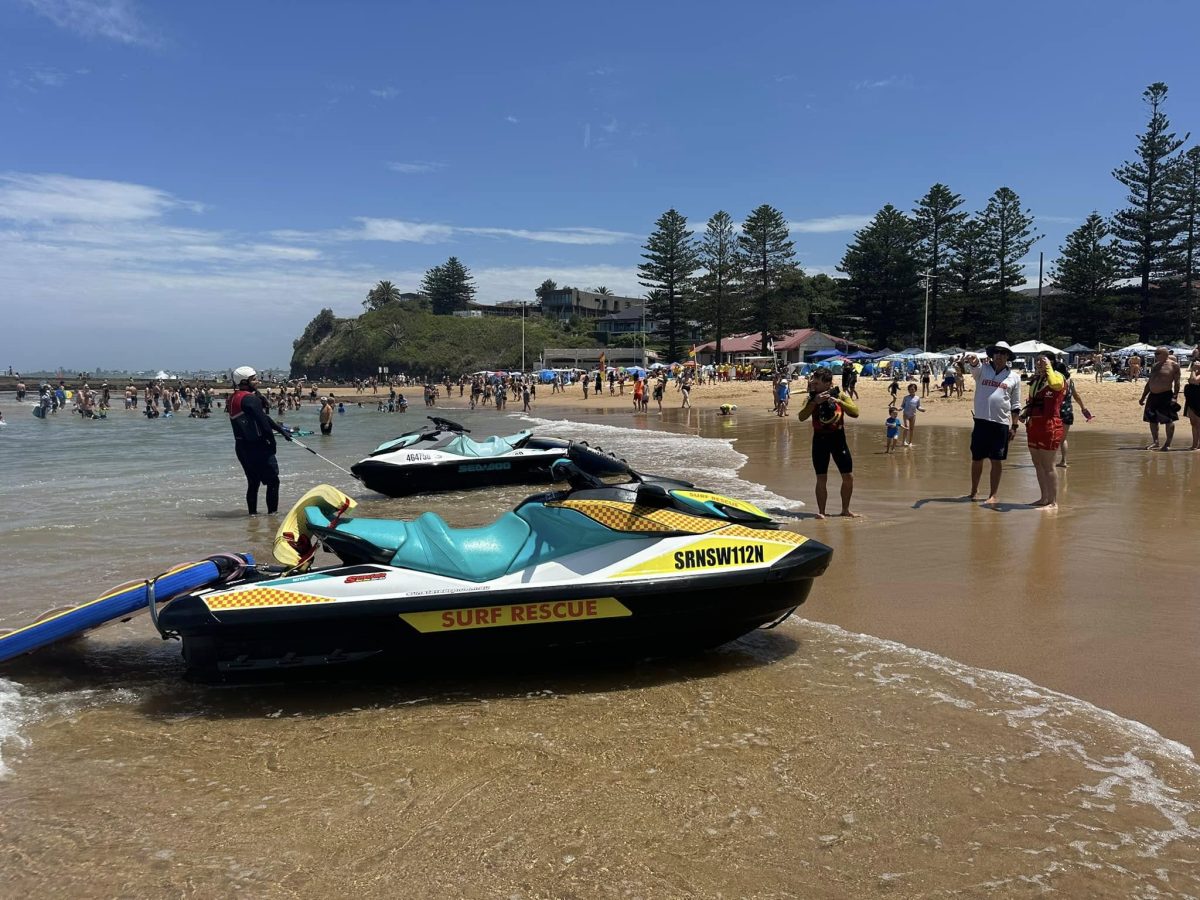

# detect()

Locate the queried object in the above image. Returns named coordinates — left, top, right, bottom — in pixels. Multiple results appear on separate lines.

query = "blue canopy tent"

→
left=537, top=369, right=556, bottom=383
left=845, top=351, right=874, bottom=361
left=624, top=365, right=648, bottom=378
left=809, top=348, right=842, bottom=360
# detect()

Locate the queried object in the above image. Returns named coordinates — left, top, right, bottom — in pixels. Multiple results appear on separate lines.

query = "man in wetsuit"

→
left=227, top=366, right=291, bottom=515
left=796, top=366, right=860, bottom=518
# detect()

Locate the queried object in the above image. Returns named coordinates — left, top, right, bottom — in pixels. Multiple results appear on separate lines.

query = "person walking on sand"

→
left=900, top=383, right=924, bottom=447
left=797, top=367, right=860, bottom=518
left=964, top=342, right=1022, bottom=505
left=775, top=375, right=790, bottom=417
left=1139, top=347, right=1181, bottom=450
left=1020, top=351, right=1067, bottom=509
left=1183, top=357, right=1200, bottom=450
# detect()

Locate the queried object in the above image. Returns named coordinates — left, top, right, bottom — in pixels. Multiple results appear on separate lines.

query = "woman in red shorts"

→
left=1020, top=351, right=1067, bottom=509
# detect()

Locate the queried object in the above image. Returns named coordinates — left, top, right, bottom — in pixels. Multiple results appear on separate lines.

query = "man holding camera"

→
left=963, top=342, right=1022, bottom=505
left=797, top=367, right=860, bottom=518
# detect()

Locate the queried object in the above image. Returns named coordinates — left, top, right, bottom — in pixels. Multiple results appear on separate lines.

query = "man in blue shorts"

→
left=964, top=342, right=1022, bottom=505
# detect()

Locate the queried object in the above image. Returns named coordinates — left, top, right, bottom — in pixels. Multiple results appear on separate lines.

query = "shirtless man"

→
left=1139, top=347, right=1182, bottom=450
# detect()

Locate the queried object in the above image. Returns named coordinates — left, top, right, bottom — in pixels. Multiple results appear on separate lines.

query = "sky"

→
left=2, top=0, right=1199, bottom=371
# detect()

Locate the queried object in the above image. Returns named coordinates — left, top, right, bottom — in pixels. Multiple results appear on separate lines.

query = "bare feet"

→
left=814, top=512, right=827, bottom=520
left=839, top=510, right=860, bottom=518
left=1055, top=461, right=1068, bottom=468
left=966, top=493, right=978, bottom=501
left=1145, top=442, right=1160, bottom=450
left=1040, top=502, right=1058, bottom=511
left=982, top=496, right=999, bottom=505
left=1030, top=499, right=1049, bottom=507
left=1156, top=444, right=1172, bottom=452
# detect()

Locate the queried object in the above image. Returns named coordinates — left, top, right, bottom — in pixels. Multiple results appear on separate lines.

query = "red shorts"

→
left=1026, top=417, right=1064, bottom=451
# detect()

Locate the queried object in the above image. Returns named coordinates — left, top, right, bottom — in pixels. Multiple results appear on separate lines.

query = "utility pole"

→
left=917, top=272, right=937, bottom=353
left=1037, top=252, right=1044, bottom=341
left=521, top=301, right=526, bottom=373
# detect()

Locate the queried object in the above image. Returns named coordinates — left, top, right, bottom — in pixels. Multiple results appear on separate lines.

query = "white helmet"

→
left=233, top=366, right=256, bottom=383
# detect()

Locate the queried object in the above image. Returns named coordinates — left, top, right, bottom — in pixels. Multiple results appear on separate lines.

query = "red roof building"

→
left=694, top=329, right=870, bottom=365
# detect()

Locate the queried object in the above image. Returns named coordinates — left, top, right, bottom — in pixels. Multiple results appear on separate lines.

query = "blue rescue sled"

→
left=0, top=553, right=253, bottom=663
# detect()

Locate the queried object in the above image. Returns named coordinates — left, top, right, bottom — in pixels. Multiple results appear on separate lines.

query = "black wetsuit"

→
left=228, top=388, right=287, bottom=514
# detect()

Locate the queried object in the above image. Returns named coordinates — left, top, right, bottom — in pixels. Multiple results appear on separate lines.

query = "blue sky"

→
left=2, top=0, right=1198, bottom=370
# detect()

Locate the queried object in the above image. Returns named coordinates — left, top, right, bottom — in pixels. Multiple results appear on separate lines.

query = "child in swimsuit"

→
left=884, top=406, right=904, bottom=453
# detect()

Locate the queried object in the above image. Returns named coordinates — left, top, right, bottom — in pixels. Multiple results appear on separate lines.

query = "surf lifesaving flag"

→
left=598, top=351, right=607, bottom=372
left=688, top=345, right=697, bottom=358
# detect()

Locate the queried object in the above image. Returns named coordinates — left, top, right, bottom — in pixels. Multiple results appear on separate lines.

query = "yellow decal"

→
left=399, top=597, right=631, bottom=633
left=613, top=536, right=798, bottom=578
left=673, top=490, right=769, bottom=519
left=204, top=587, right=336, bottom=610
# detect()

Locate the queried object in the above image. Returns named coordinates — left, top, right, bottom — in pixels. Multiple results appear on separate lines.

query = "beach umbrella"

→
left=1009, top=340, right=1063, bottom=356
left=625, top=366, right=647, bottom=377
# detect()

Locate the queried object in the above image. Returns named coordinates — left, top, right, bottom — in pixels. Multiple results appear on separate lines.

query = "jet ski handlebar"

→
left=428, top=416, right=470, bottom=433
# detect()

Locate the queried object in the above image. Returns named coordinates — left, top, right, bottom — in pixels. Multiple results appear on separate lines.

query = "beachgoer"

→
left=884, top=406, right=905, bottom=454
left=1139, top=347, right=1181, bottom=450
left=775, top=377, right=790, bottom=417
left=680, top=378, right=691, bottom=408
left=964, top=341, right=1022, bottom=505
left=653, top=378, right=664, bottom=411
left=319, top=398, right=333, bottom=435
left=227, top=366, right=290, bottom=516
left=888, top=374, right=901, bottom=407
left=900, top=383, right=924, bottom=447
left=1020, top=351, right=1066, bottom=509
left=920, top=364, right=931, bottom=398
left=1057, top=367, right=1091, bottom=467
left=1183, top=358, right=1200, bottom=451
left=796, top=367, right=860, bottom=518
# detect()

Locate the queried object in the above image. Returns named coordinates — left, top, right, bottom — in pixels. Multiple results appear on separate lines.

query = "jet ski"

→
left=157, top=445, right=832, bottom=680
left=350, top=416, right=574, bottom=496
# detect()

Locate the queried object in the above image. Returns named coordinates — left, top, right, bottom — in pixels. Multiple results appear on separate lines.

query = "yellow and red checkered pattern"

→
left=549, top=499, right=725, bottom=534
left=204, top=587, right=336, bottom=611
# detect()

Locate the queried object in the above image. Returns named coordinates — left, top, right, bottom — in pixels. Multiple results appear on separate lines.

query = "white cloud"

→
left=10, top=66, right=72, bottom=90
left=463, top=226, right=634, bottom=246
left=277, top=218, right=635, bottom=247
left=505, top=115, right=519, bottom=124
left=0, top=172, right=202, bottom=223
left=352, top=218, right=456, bottom=243
left=370, top=86, right=399, bottom=99
left=854, top=75, right=912, bottom=91
left=789, top=215, right=872, bottom=233
left=20, top=0, right=161, bottom=48
left=386, top=161, right=445, bottom=174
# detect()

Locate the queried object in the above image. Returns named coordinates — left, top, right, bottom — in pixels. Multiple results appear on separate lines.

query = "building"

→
left=694, top=329, right=870, bottom=366
left=594, top=305, right=649, bottom=336
left=540, top=288, right=642, bottom=321
left=541, top=347, right=659, bottom=369
left=469, top=299, right=538, bottom=318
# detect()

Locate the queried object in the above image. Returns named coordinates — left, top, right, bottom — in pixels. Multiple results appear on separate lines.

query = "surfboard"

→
left=0, top=554, right=254, bottom=663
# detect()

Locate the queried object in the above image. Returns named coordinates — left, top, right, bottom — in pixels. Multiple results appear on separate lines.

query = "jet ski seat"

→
left=305, top=507, right=532, bottom=582
left=443, top=430, right=530, bottom=458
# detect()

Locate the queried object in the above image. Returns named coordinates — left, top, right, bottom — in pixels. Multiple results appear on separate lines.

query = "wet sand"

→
left=1, top=399, right=1198, bottom=897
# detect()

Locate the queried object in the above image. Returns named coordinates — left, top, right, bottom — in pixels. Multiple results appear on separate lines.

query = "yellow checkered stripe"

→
left=204, top=587, right=336, bottom=611
left=716, top=525, right=808, bottom=544
left=549, top=499, right=725, bottom=534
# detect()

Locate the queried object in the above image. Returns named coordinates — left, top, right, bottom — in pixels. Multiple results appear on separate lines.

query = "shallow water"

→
left=1, top=396, right=1198, bottom=897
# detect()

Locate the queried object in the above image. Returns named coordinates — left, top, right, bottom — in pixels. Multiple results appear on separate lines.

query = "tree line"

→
left=353, top=81, right=1200, bottom=361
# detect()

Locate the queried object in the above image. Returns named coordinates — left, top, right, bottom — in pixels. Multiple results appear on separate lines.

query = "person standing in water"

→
left=227, top=366, right=290, bottom=516
left=319, top=398, right=334, bottom=435
left=964, top=342, right=1022, bottom=505
left=1020, top=351, right=1067, bottom=509
left=1139, top=347, right=1181, bottom=451
left=796, top=367, right=860, bottom=518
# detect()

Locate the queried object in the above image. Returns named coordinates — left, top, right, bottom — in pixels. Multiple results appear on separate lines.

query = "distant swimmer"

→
left=228, top=366, right=291, bottom=516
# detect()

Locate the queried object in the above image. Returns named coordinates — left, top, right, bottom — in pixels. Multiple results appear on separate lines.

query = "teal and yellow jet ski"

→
left=159, top=445, right=833, bottom=679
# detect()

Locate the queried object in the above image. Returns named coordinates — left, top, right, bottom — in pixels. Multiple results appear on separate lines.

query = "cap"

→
left=233, top=366, right=256, bottom=383
left=986, top=341, right=1014, bottom=355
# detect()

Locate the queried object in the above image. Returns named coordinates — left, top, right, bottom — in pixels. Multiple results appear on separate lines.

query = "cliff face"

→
left=289, top=305, right=594, bottom=378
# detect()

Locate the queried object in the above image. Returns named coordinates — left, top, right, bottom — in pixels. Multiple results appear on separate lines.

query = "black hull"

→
left=162, top=549, right=830, bottom=680
left=352, top=454, right=563, bottom=497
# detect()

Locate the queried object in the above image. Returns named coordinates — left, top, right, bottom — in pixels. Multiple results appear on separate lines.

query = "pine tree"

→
left=838, top=204, right=921, bottom=348
left=695, top=210, right=742, bottom=361
left=980, top=187, right=1040, bottom=334
left=1169, top=146, right=1200, bottom=342
left=912, top=184, right=967, bottom=346
left=738, top=204, right=797, bottom=355
left=1048, top=213, right=1121, bottom=346
left=1112, top=82, right=1189, bottom=341
left=422, top=256, right=476, bottom=315
left=945, top=216, right=992, bottom=344
left=638, top=209, right=698, bottom=362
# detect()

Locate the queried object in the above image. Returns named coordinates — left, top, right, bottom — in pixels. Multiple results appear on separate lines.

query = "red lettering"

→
left=538, top=602, right=552, bottom=620
left=552, top=602, right=567, bottom=619
left=510, top=605, right=524, bottom=622
left=455, top=610, right=473, bottom=627
left=585, top=600, right=597, bottom=616
left=441, top=611, right=454, bottom=628
left=489, top=607, right=501, bottom=624
left=473, top=608, right=490, bottom=626
left=566, top=601, right=584, bottom=618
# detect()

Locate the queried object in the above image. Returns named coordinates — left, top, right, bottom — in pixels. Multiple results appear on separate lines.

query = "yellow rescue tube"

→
left=274, top=484, right=357, bottom=566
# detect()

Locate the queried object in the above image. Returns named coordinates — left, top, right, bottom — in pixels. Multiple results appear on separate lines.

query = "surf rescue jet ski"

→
left=157, top=445, right=833, bottom=679
left=350, top=416, right=573, bottom=496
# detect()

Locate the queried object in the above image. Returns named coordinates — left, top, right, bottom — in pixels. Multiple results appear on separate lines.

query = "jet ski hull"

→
left=160, top=541, right=831, bottom=680
left=351, top=446, right=565, bottom=496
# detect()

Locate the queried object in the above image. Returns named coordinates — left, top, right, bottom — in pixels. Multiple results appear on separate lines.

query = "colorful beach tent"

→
left=809, top=348, right=842, bottom=359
